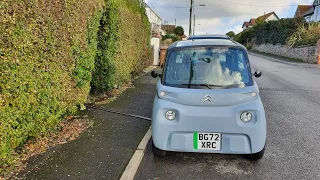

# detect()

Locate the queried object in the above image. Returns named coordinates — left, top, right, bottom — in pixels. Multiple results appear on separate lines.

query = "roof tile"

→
left=295, top=5, right=313, bottom=17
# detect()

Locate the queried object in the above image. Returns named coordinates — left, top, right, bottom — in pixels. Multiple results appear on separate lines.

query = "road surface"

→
left=19, top=54, right=320, bottom=180
left=135, top=54, right=320, bottom=180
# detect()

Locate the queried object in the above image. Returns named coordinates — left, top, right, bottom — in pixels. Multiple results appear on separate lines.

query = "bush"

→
left=287, top=23, right=320, bottom=47
left=226, top=31, right=235, bottom=38
left=161, top=39, right=174, bottom=47
left=162, top=34, right=181, bottom=43
left=255, top=18, right=305, bottom=45
left=235, top=17, right=306, bottom=45
left=91, top=0, right=151, bottom=92
left=0, top=0, right=104, bottom=167
left=236, top=27, right=255, bottom=45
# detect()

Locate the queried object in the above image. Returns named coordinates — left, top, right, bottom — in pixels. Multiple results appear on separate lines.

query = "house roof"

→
left=249, top=18, right=256, bottom=26
left=161, top=25, right=176, bottom=34
left=257, top=12, right=279, bottom=21
left=241, top=12, right=279, bottom=32
left=302, top=6, right=315, bottom=16
left=295, top=5, right=313, bottom=17
left=247, top=12, right=279, bottom=26
left=242, top=21, right=249, bottom=28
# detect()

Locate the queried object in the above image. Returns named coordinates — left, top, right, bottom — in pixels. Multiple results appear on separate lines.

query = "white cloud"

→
left=146, top=0, right=314, bottom=35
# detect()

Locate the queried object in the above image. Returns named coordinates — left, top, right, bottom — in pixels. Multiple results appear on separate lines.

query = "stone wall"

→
left=252, top=44, right=317, bottom=64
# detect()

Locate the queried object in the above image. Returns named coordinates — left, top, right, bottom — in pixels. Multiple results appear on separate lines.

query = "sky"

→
left=145, top=0, right=314, bottom=35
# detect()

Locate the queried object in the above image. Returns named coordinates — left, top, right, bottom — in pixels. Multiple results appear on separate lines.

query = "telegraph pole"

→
left=193, top=14, right=195, bottom=35
left=188, top=0, right=193, bottom=36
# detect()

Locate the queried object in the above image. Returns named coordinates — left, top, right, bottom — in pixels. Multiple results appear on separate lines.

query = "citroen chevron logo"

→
left=202, top=95, right=213, bottom=104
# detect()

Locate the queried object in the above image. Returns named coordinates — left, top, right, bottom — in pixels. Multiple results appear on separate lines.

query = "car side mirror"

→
left=151, top=70, right=161, bottom=78
left=253, top=71, right=262, bottom=78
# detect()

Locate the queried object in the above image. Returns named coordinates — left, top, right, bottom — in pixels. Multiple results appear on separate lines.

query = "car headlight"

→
left=165, top=110, right=176, bottom=120
left=160, top=91, right=166, bottom=97
left=251, top=91, right=257, bottom=97
left=240, top=111, right=252, bottom=123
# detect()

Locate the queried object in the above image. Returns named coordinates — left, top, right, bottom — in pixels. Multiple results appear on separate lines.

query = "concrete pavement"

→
left=17, top=71, right=158, bottom=180
left=135, top=54, right=320, bottom=180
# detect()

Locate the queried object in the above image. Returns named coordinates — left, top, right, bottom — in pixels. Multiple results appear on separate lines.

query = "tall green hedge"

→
left=235, top=17, right=305, bottom=45
left=91, top=0, right=151, bottom=92
left=0, top=0, right=104, bottom=167
left=0, top=0, right=151, bottom=169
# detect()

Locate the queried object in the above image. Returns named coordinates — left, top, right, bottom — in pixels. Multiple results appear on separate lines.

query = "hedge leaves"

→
left=0, top=0, right=151, bottom=169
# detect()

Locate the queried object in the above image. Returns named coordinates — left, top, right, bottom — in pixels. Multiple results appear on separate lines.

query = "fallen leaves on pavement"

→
left=1, top=117, right=92, bottom=180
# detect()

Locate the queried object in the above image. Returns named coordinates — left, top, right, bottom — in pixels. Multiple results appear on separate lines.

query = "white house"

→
left=242, top=22, right=249, bottom=31
left=304, top=7, right=315, bottom=22
left=144, top=3, right=162, bottom=66
left=144, top=3, right=162, bottom=32
left=242, top=12, right=279, bottom=31
left=258, top=12, right=279, bottom=22
left=312, top=0, right=320, bottom=21
left=295, top=5, right=314, bottom=22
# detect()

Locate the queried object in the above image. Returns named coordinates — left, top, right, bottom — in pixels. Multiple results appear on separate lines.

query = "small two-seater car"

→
left=151, top=38, right=266, bottom=160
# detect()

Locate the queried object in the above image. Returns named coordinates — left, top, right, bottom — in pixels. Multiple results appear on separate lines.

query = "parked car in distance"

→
left=188, top=34, right=231, bottom=40
left=151, top=38, right=266, bottom=160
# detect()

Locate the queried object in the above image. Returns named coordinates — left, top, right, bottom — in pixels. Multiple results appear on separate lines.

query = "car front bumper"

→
left=152, top=96, right=267, bottom=154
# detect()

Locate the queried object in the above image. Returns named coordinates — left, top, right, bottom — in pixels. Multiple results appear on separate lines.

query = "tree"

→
left=226, top=31, right=235, bottom=38
left=173, top=26, right=184, bottom=36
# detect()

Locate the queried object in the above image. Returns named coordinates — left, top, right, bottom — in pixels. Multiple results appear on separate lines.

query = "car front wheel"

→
left=152, top=141, right=166, bottom=157
left=246, top=147, right=265, bottom=160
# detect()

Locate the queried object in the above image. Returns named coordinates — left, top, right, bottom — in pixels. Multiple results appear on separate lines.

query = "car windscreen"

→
left=162, top=46, right=253, bottom=89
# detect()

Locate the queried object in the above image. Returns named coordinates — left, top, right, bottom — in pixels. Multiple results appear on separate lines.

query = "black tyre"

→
left=152, top=141, right=166, bottom=157
left=246, top=147, right=265, bottom=160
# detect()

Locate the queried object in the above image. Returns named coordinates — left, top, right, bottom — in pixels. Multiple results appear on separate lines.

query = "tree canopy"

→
left=226, top=31, right=235, bottom=38
left=173, top=26, right=185, bottom=36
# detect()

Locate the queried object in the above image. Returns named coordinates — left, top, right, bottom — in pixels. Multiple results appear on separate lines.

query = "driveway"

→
left=135, top=54, right=320, bottom=180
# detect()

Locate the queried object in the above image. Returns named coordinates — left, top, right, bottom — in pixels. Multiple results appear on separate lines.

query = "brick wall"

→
left=316, top=40, right=320, bottom=64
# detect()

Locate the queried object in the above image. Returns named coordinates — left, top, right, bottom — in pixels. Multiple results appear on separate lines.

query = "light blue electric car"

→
left=151, top=38, right=266, bottom=160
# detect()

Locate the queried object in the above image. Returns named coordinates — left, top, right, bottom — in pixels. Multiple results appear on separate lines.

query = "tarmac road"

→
left=134, top=54, right=320, bottom=180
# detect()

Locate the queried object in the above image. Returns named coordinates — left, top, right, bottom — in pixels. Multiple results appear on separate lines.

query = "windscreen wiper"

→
left=198, top=58, right=211, bottom=63
left=182, top=84, right=224, bottom=89
left=188, top=55, right=195, bottom=88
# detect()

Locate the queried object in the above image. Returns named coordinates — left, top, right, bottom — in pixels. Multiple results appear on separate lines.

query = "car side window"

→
left=235, top=50, right=249, bottom=83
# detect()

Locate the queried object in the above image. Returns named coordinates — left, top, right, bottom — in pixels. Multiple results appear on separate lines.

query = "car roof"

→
left=167, top=39, right=246, bottom=51
left=188, top=34, right=230, bottom=40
